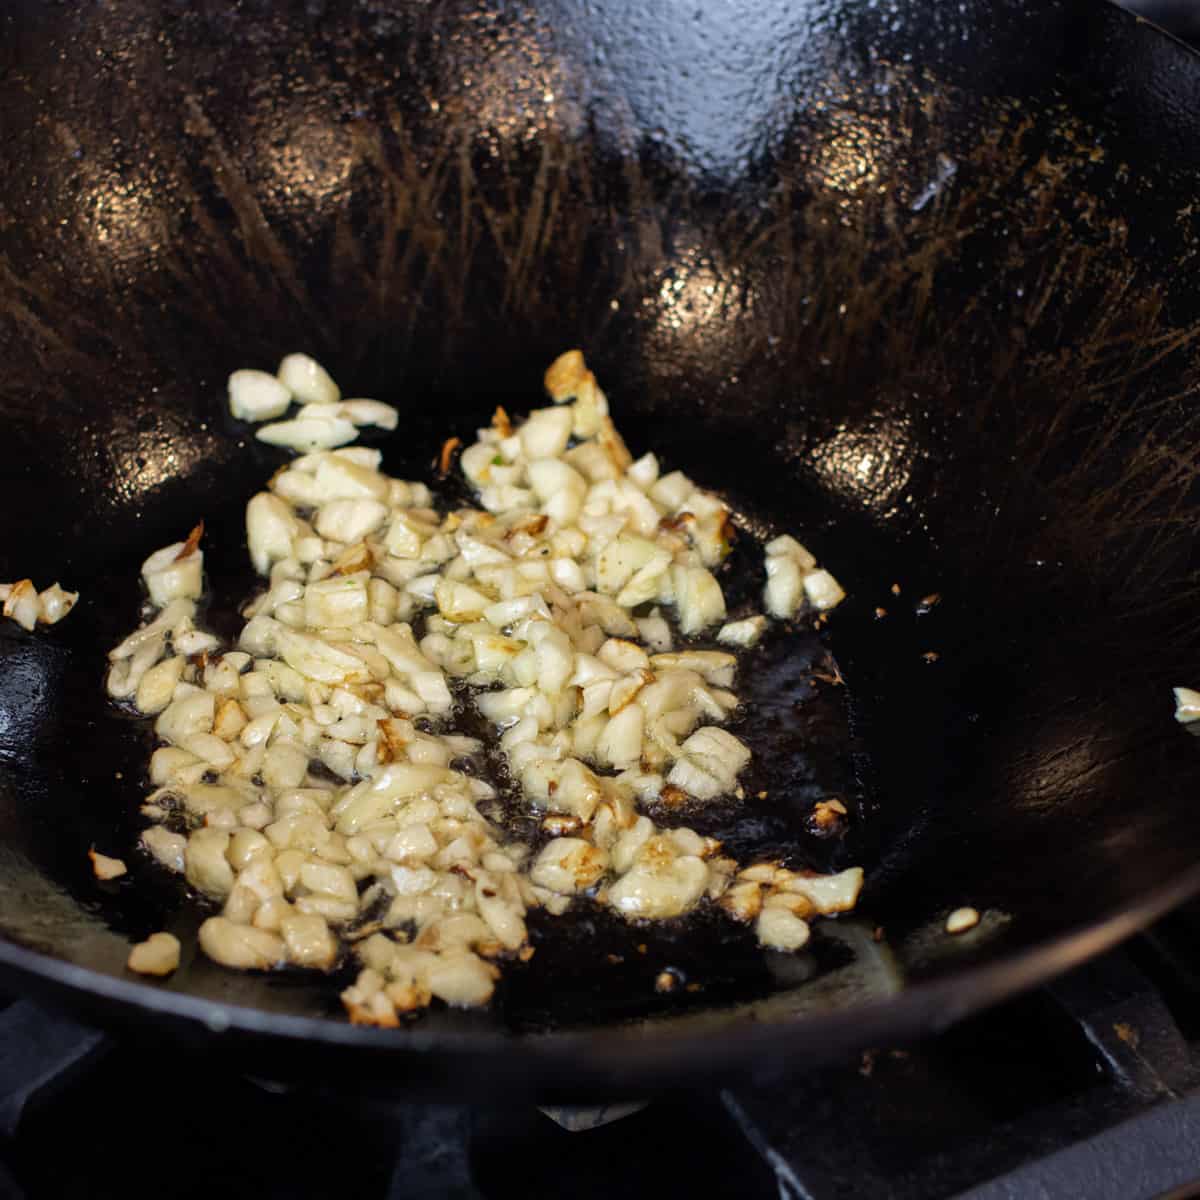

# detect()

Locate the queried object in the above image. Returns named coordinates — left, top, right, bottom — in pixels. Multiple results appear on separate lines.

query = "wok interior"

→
left=4, top=0, right=1200, bottom=1059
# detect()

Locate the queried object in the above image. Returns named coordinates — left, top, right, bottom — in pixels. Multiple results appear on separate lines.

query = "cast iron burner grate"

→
left=8, top=903, right=1200, bottom=1198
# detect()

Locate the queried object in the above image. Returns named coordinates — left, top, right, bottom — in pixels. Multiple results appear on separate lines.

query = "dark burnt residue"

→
left=498, top=902, right=856, bottom=1033
left=636, top=625, right=858, bottom=869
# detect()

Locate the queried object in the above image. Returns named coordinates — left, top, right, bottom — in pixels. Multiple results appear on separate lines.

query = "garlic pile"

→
left=108, top=349, right=861, bottom=1023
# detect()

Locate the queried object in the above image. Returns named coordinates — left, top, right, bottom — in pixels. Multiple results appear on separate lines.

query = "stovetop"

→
left=7, top=900, right=1200, bottom=1200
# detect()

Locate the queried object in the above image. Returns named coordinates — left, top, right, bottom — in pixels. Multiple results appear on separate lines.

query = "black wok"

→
left=4, top=0, right=1200, bottom=1099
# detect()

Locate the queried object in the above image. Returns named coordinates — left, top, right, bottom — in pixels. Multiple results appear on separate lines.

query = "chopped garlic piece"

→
left=672, top=564, right=726, bottom=634
left=608, top=842, right=709, bottom=920
left=142, top=827, right=187, bottom=872
left=37, top=583, right=78, bottom=625
left=199, top=917, right=286, bottom=970
left=544, top=349, right=590, bottom=402
left=530, top=838, right=608, bottom=894
left=135, top=655, right=185, bottom=715
left=427, top=952, right=499, bottom=1007
left=3, top=579, right=39, bottom=631
left=803, top=568, right=846, bottom=611
left=945, top=906, right=980, bottom=934
left=765, top=536, right=843, bottom=619
left=665, top=726, right=752, bottom=800
left=256, top=411, right=358, bottom=452
left=89, top=849, right=127, bottom=880
left=277, top=352, right=340, bottom=406
left=281, top=913, right=339, bottom=968
left=338, top=399, right=400, bottom=430
left=127, top=932, right=181, bottom=976
left=764, top=552, right=803, bottom=619
left=228, top=369, right=292, bottom=422
left=1174, top=687, right=1200, bottom=724
left=315, top=497, right=388, bottom=543
left=142, top=532, right=203, bottom=607
left=185, top=828, right=234, bottom=897
left=756, top=907, right=811, bottom=951
left=245, top=493, right=300, bottom=576
left=304, top=573, right=370, bottom=628
left=717, top=615, right=767, bottom=648
left=777, top=866, right=864, bottom=914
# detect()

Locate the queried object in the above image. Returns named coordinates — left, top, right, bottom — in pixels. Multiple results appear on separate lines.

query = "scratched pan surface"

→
left=4, top=0, right=1200, bottom=1098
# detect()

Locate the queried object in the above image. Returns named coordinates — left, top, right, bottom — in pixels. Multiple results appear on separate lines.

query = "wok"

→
left=3, top=0, right=1200, bottom=1100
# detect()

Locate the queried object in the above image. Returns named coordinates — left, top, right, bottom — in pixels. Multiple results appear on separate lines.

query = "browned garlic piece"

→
left=721, top=862, right=864, bottom=953
left=0, top=579, right=78, bottom=631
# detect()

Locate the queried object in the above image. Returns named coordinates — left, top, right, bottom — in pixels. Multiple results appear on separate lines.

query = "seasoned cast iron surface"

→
left=4, top=0, right=1200, bottom=1087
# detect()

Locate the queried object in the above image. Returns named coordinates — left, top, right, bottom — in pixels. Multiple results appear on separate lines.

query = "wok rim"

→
left=2, top=856, right=1198, bottom=1087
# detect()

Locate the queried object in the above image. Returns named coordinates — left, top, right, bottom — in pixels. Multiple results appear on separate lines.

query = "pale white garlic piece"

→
left=474, top=880, right=527, bottom=950
left=519, top=406, right=574, bottom=459
left=314, top=498, right=388, bottom=543
left=338, top=399, right=399, bottom=430
left=304, top=573, right=370, bottom=628
left=426, top=952, right=498, bottom=1008
left=803, top=568, right=846, bottom=612
left=155, top=690, right=215, bottom=744
left=281, top=913, right=339, bottom=968
left=135, top=655, right=186, bottom=715
left=717, top=615, right=767, bottom=648
left=665, top=726, right=751, bottom=800
left=199, top=917, right=286, bottom=970
left=649, top=651, right=736, bottom=688
left=671, top=564, right=726, bottom=634
left=764, top=535, right=843, bottom=618
left=185, top=828, right=235, bottom=897
left=756, top=907, right=811, bottom=951
left=141, top=827, right=187, bottom=873
left=277, top=352, right=341, bottom=405
left=228, top=369, right=292, bottom=422
left=274, top=627, right=371, bottom=685
left=257, top=407, right=357, bottom=452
